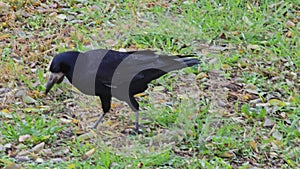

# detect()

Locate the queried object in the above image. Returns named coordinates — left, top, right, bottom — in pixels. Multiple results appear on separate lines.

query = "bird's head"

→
left=45, top=51, right=79, bottom=94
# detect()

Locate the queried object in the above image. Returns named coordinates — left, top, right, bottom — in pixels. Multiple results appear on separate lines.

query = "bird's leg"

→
left=92, top=112, right=107, bottom=129
left=93, top=95, right=111, bottom=129
left=128, top=96, right=142, bottom=134
left=135, top=110, right=139, bottom=132
left=134, top=111, right=144, bottom=134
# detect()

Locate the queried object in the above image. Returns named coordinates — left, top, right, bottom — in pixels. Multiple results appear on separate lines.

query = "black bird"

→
left=45, top=49, right=199, bottom=133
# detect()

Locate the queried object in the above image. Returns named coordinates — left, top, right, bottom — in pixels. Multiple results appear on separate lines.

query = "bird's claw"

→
left=86, top=123, right=98, bottom=130
left=121, top=128, right=143, bottom=135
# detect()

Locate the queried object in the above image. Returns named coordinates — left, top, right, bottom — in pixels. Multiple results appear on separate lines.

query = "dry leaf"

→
left=153, top=86, right=165, bottom=92
left=285, top=20, right=295, bottom=28
left=18, top=135, right=32, bottom=142
left=264, top=118, right=275, bottom=127
left=0, top=34, right=9, bottom=41
left=31, top=142, right=45, bottom=153
left=82, top=148, right=96, bottom=160
left=269, top=151, right=278, bottom=158
left=23, top=95, right=37, bottom=104
left=56, top=14, right=67, bottom=20
left=285, top=31, right=293, bottom=38
left=3, top=163, right=21, bottom=169
left=249, top=140, right=258, bottom=153
left=1, top=109, right=9, bottom=113
left=268, top=99, right=286, bottom=106
left=247, top=44, right=261, bottom=50
left=218, top=151, right=235, bottom=158
left=35, top=158, right=44, bottom=163
left=222, top=64, right=233, bottom=70
left=85, top=148, right=95, bottom=157
left=77, top=131, right=97, bottom=142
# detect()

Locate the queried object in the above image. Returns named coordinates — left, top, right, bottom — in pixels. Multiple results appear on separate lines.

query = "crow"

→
left=45, top=49, right=199, bottom=133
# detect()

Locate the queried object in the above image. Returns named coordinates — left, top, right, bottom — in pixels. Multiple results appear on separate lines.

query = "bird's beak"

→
left=45, top=72, right=65, bottom=95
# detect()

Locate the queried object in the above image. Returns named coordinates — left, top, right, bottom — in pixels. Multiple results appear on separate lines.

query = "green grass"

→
left=0, top=0, right=299, bottom=168
left=1, top=114, right=64, bottom=144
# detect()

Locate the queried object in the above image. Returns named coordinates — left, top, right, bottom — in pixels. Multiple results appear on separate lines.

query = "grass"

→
left=0, top=0, right=299, bottom=168
left=1, top=114, right=64, bottom=144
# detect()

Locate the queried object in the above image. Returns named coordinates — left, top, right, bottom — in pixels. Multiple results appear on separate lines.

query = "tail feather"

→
left=163, top=57, right=199, bottom=72
left=181, top=58, right=200, bottom=67
left=172, top=53, right=200, bottom=67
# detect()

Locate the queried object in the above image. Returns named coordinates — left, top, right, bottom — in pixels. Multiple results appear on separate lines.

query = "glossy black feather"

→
left=49, top=49, right=199, bottom=113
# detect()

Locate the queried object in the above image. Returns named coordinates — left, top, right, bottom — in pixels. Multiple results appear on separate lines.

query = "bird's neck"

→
left=63, top=51, right=80, bottom=83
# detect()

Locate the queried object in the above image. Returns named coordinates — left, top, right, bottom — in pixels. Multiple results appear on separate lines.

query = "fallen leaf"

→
left=56, top=14, right=67, bottom=20
left=245, top=89, right=259, bottom=95
left=85, top=148, right=95, bottom=157
left=269, top=151, right=278, bottom=158
left=52, top=147, right=69, bottom=157
left=23, top=107, right=41, bottom=113
left=222, top=64, right=233, bottom=70
left=255, top=103, right=270, bottom=107
left=153, top=86, right=165, bottom=92
left=41, top=135, right=51, bottom=140
left=82, top=148, right=96, bottom=160
left=263, top=118, right=275, bottom=127
left=285, top=31, right=293, bottom=38
left=242, top=93, right=252, bottom=101
left=35, top=158, right=44, bottom=163
left=218, top=151, right=235, bottom=158
left=268, top=99, right=286, bottom=106
left=247, top=44, right=261, bottom=50
left=23, top=95, right=37, bottom=104
left=77, top=131, right=97, bottom=142
left=110, top=103, right=119, bottom=108
left=0, top=34, right=9, bottom=41
left=60, top=118, right=73, bottom=124
left=196, top=72, right=208, bottom=79
left=238, top=61, right=248, bottom=69
left=249, top=140, right=258, bottom=153
left=17, top=150, right=31, bottom=156
left=18, top=135, right=32, bottom=142
left=31, top=142, right=45, bottom=153
left=285, top=20, right=295, bottom=28
left=3, top=163, right=21, bottom=169
left=0, top=111, right=13, bottom=118
left=209, top=45, right=229, bottom=51
left=1, top=109, right=9, bottom=113
left=50, top=158, right=64, bottom=163
left=0, top=158, right=14, bottom=166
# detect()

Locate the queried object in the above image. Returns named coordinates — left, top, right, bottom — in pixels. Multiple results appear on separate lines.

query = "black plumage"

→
left=45, top=49, right=199, bottom=133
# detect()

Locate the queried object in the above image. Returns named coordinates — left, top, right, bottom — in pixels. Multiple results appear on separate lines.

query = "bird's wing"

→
left=81, top=49, right=198, bottom=88
left=104, top=50, right=198, bottom=86
left=86, top=50, right=158, bottom=87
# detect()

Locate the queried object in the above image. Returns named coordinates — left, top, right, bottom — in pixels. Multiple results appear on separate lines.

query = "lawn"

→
left=0, top=0, right=299, bottom=168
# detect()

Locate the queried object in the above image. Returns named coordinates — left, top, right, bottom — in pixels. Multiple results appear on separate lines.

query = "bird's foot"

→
left=86, top=124, right=97, bottom=130
left=88, top=112, right=107, bottom=130
left=121, top=128, right=143, bottom=135
left=134, top=128, right=143, bottom=135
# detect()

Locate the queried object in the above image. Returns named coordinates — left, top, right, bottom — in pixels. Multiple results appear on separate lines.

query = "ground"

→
left=0, top=0, right=299, bottom=168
